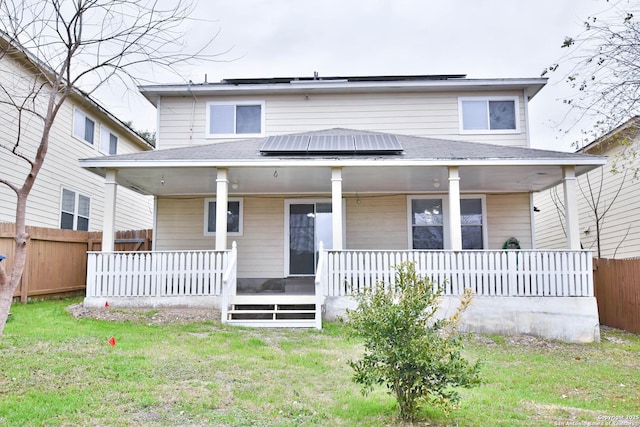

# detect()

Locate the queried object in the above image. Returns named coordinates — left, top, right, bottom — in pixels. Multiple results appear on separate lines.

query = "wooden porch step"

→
left=225, top=294, right=320, bottom=328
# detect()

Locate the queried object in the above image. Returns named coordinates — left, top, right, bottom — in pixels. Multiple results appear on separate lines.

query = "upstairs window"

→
left=206, top=101, right=264, bottom=138
left=100, top=127, right=118, bottom=155
left=61, top=188, right=90, bottom=231
left=73, top=108, right=96, bottom=144
left=459, top=97, right=519, bottom=133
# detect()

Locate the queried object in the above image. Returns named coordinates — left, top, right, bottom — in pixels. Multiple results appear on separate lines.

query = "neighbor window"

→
left=459, top=97, right=519, bottom=133
left=204, top=198, right=243, bottom=236
left=100, top=127, right=118, bottom=155
left=408, top=196, right=486, bottom=249
left=61, top=188, right=90, bottom=231
left=73, top=108, right=96, bottom=144
left=206, top=101, right=264, bottom=137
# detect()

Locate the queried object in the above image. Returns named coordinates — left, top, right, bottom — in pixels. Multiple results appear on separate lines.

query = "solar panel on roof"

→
left=260, top=135, right=309, bottom=152
left=308, top=135, right=354, bottom=152
left=259, top=133, right=403, bottom=154
left=354, top=134, right=403, bottom=152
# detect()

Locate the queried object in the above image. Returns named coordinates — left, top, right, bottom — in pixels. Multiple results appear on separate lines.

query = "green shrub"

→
left=344, top=262, right=481, bottom=422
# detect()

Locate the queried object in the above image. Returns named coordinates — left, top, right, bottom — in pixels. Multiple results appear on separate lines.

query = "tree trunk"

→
left=0, top=193, right=31, bottom=338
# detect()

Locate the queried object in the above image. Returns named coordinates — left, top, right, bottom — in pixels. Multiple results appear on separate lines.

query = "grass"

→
left=0, top=299, right=639, bottom=426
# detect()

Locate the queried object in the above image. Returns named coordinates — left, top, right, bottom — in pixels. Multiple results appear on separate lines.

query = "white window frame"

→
left=205, top=101, right=265, bottom=139
left=204, top=197, right=244, bottom=236
left=60, top=187, right=91, bottom=231
left=407, top=195, right=488, bottom=250
left=458, top=96, right=520, bottom=134
left=72, top=107, right=96, bottom=145
left=100, top=125, right=118, bottom=155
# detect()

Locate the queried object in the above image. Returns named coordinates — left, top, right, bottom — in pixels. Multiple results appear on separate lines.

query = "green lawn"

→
left=1, top=299, right=639, bottom=426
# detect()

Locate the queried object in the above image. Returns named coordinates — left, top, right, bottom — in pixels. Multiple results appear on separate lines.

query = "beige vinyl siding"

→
left=345, top=195, right=407, bottom=249
left=157, top=90, right=528, bottom=150
left=155, top=196, right=284, bottom=278
left=532, top=187, right=567, bottom=250
left=486, top=193, right=532, bottom=249
left=535, top=140, right=640, bottom=258
left=0, top=53, right=152, bottom=231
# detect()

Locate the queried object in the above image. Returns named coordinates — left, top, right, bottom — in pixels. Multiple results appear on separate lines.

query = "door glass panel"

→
left=289, top=204, right=315, bottom=274
left=315, top=203, right=333, bottom=251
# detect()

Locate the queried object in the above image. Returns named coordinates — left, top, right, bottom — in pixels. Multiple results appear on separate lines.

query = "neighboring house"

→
left=81, top=75, right=606, bottom=342
left=0, top=37, right=154, bottom=232
left=535, top=116, right=640, bottom=259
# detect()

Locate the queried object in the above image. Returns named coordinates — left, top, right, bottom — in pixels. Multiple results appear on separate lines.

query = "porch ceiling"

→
left=109, top=163, right=576, bottom=196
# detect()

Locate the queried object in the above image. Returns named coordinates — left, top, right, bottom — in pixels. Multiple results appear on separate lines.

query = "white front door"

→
left=285, top=200, right=333, bottom=276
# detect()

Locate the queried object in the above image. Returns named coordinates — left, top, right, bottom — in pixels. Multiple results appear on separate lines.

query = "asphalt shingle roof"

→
left=87, top=128, right=602, bottom=163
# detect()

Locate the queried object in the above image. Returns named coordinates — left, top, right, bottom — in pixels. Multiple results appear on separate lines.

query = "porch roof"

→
left=80, top=129, right=606, bottom=196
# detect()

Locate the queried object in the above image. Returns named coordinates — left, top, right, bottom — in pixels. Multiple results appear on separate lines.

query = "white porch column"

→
left=102, top=169, right=118, bottom=252
left=331, top=167, right=343, bottom=250
left=215, top=168, right=229, bottom=251
left=448, top=166, right=462, bottom=251
left=563, top=165, right=581, bottom=250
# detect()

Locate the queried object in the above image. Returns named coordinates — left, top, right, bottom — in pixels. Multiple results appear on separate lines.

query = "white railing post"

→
left=314, top=241, right=326, bottom=330
left=221, top=241, right=238, bottom=324
left=585, top=250, right=594, bottom=296
left=86, top=253, right=97, bottom=297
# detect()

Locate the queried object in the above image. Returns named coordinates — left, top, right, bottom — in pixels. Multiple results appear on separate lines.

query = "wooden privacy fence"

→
left=594, top=257, right=640, bottom=334
left=0, top=223, right=151, bottom=302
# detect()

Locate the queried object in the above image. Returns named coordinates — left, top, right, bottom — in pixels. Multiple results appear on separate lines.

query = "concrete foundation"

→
left=324, top=295, right=601, bottom=343
left=84, top=293, right=600, bottom=343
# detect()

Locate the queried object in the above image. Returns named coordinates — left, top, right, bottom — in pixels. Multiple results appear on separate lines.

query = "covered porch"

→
left=85, top=246, right=597, bottom=340
left=81, top=130, right=605, bottom=341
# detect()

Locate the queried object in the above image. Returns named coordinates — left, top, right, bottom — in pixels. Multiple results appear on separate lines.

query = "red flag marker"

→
left=108, top=336, right=116, bottom=347
left=105, top=301, right=109, bottom=308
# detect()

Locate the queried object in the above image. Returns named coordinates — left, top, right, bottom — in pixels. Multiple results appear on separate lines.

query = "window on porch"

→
left=204, top=198, right=243, bottom=236
left=408, top=196, right=486, bottom=250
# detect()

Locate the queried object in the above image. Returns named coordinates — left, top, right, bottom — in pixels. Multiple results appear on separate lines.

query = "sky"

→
left=102, top=0, right=610, bottom=152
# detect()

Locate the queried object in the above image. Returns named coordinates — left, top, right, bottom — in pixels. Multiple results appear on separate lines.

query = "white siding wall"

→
left=157, top=90, right=529, bottom=150
left=0, top=53, right=153, bottom=231
left=535, top=141, right=640, bottom=258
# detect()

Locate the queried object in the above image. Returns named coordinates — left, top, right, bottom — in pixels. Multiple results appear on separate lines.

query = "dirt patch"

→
left=66, top=303, right=220, bottom=325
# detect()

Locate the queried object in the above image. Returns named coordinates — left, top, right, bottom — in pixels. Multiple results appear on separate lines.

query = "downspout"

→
left=524, top=88, right=531, bottom=148
left=155, top=97, right=161, bottom=149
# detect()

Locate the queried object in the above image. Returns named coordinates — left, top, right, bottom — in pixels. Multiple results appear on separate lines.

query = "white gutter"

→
left=139, top=78, right=548, bottom=102
left=80, top=157, right=607, bottom=169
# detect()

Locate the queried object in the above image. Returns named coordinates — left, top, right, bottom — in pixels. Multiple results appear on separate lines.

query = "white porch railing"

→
left=319, top=250, right=594, bottom=297
left=86, top=249, right=230, bottom=298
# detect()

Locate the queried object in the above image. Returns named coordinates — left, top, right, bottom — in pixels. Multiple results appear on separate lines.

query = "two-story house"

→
left=0, top=37, right=154, bottom=232
left=81, top=75, right=606, bottom=342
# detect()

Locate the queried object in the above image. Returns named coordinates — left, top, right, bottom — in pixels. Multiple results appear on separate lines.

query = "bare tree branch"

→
left=544, top=0, right=640, bottom=156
